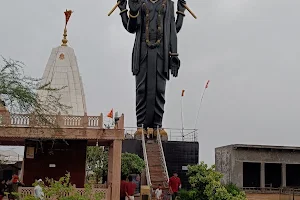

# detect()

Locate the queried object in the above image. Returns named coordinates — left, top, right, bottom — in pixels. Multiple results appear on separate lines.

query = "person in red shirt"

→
left=125, top=175, right=136, bottom=200
left=120, top=175, right=127, bottom=200
left=169, top=172, right=181, bottom=199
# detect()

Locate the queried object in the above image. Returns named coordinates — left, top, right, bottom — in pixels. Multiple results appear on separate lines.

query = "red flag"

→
left=107, top=109, right=113, bottom=118
left=181, top=90, right=185, bottom=97
left=64, top=10, right=73, bottom=26
left=205, top=80, right=210, bottom=89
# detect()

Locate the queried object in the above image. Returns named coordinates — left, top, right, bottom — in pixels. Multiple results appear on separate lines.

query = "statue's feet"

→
left=134, top=127, right=146, bottom=140
left=160, top=129, right=168, bottom=141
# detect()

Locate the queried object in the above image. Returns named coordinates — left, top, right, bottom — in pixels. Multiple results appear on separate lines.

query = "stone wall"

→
left=215, top=146, right=233, bottom=185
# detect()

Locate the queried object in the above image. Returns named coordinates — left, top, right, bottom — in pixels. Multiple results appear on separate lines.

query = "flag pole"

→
left=181, top=95, right=184, bottom=141
left=194, top=89, right=206, bottom=129
left=194, top=80, right=210, bottom=163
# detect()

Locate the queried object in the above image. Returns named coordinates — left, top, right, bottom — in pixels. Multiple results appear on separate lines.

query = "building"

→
left=215, top=144, right=300, bottom=189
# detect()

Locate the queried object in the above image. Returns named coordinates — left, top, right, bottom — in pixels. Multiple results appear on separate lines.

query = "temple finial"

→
left=61, top=10, right=73, bottom=46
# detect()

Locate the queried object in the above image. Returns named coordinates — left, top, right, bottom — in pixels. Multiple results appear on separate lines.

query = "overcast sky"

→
left=1, top=0, right=300, bottom=164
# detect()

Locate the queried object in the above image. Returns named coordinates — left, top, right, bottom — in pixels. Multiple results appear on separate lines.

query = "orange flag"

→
left=181, top=90, right=185, bottom=97
left=205, top=80, right=210, bottom=89
left=107, top=109, right=113, bottom=118
left=64, top=10, right=73, bottom=26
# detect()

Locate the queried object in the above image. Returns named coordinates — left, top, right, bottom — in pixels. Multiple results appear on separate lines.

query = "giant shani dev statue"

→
left=115, top=0, right=190, bottom=130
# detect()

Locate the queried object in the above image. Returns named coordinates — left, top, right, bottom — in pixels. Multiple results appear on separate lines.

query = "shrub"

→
left=22, top=173, right=105, bottom=200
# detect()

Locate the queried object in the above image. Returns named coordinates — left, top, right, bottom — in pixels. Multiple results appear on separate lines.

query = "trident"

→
left=108, top=0, right=197, bottom=19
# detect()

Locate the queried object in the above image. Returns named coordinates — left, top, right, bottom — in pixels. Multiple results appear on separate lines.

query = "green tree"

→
left=86, top=147, right=108, bottom=183
left=87, top=149, right=145, bottom=181
left=0, top=57, right=69, bottom=126
left=179, top=162, right=246, bottom=200
left=121, top=152, right=145, bottom=177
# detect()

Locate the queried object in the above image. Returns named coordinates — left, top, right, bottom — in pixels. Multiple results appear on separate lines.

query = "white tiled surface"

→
left=38, top=46, right=87, bottom=116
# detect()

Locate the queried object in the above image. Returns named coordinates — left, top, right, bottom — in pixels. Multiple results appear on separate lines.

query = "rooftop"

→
left=216, top=144, right=300, bottom=151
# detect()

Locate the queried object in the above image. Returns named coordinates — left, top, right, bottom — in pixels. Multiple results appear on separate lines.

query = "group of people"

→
left=120, top=175, right=137, bottom=200
left=120, top=172, right=181, bottom=200
left=0, top=174, right=25, bottom=200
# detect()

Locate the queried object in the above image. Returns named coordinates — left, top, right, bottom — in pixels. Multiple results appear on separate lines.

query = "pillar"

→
left=281, top=163, right=286, bottom=187
left=260, top=162, right=265, bottom=188
left=107, top=139, right=122, bottom=200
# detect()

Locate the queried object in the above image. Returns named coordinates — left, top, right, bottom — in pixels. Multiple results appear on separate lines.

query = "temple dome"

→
left=38, top=45, right=87, bottom=116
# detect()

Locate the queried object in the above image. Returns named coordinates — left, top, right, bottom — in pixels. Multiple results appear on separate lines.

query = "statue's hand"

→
left=177, top=0, right=186, bottom=12
left=171, top=67, right=179, bottom=77
left=118, top=0, right=127, bottom=10
left=170, top=56, right=180, bottom=78
left=129, top=0, right=142, bottom=14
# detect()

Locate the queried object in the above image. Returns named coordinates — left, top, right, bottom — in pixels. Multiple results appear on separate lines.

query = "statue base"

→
left=134, top=128, right=168, bottom=141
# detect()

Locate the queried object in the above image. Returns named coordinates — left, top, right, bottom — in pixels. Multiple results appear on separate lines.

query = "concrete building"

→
left=215, top=144, right=300, bottom=188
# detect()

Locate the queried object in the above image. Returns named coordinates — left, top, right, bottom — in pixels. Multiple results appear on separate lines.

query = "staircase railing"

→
left=157, top=128, right=169, bottom=188
left=141, top=127, right=152, bottom=189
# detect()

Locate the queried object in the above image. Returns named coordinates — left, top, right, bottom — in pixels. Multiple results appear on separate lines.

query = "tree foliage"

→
left=87, top=148, right=145, bottom=181
left=0, top=57, right=70, bottom=126
left=86, top=147, right=108, bottom=183
left=121, top=152, right=145, bottom=177
left=22, top=173, right=105, bottom=200
left=179, top=162, right=246, bottom=200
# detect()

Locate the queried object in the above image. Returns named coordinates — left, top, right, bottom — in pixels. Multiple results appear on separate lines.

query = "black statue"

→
left=118, top=0, right=186, bottom=129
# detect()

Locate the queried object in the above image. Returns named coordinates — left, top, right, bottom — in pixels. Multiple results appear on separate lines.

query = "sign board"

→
left=49, top=164, right=56, bottom=168
left=26, top=147, right=35, bottom=159
left=182, top=166, right=188, bottom=171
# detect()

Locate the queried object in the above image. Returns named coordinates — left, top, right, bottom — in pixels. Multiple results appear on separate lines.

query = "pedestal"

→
left=134, top=128, right=168, bottom=141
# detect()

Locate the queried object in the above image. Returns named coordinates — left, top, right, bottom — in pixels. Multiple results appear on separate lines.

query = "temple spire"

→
left=61, top=10, right=73, bottom=46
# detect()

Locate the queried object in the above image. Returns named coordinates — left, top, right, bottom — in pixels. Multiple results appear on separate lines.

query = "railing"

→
left=156, top=128, right=169, bottom=188
left=18, top=187, right=108, bottom=199
left=0, top=112, right=104, bottom=128
left=242, top=187, right=300, bottom=195
left=141, top=127, right=152, bottom=190
left=124, top=127, right=198, bottom=142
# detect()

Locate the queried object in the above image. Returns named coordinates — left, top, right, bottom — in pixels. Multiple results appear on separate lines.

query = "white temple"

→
left=38, top=27, right=87, bottom=116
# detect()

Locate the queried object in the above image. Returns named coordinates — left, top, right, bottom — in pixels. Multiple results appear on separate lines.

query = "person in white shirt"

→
left=155, top=184, right=163, bottom=200
left=34, top=179, right=44, bottom=200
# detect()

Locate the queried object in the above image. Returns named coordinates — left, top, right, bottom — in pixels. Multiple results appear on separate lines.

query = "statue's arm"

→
left=118, top=0, right=130, bottom=32
left=170, top=2, right=178, bottom=53
left=127, top=0, right=142, bottom=33
left=120, top=9, right=129, bottom=31
left=176, top=12, right=185, bottom=33
left=175, top=0, right=186, bottom=33
left=127, top=10, right=140, bottom=33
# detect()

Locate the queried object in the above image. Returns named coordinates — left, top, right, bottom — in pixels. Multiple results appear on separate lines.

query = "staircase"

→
left=141, top=129, right=170, bottom=200
left=146, top=140, right=166, bottom=189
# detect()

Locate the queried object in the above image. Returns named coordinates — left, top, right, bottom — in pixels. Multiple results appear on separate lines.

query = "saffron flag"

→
left=205, top=80, right=210, bottom=88
left=107, top=109, right=113, bottom=118
left=181, top=90, right=185, bottom=97
left=64, top=10, right=73, bottom=26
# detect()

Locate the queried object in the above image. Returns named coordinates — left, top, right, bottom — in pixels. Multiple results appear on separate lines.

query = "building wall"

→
left=23, top=140, right=87, bottom=187
left=122, top=140, right=199, bottom=189
left=215, top=146, right=233, bottom=185
left=163, top=141, right=198, bottom=189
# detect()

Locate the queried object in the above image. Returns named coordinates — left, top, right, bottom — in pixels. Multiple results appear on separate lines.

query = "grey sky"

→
left=1, top=0, right=300, bottom=164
